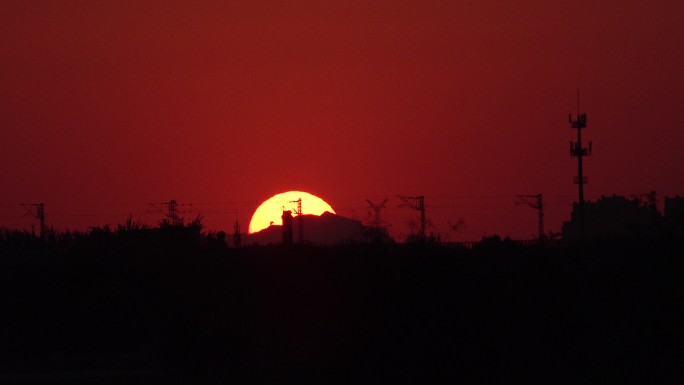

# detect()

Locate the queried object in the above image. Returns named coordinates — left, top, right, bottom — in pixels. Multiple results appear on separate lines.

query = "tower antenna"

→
left=568, top=89, right=592, bottom=240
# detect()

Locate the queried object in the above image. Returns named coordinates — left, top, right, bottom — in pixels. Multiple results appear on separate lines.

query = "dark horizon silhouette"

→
left=1, top=217, right=683, bottom=383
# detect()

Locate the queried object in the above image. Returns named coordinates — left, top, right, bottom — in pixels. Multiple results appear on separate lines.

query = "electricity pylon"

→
left=21, top=203, right=46, bottom=239
left=149, top=199, right=191, bottom=226
left=366, top=199, right=388, bottom=229
left=398, top=195, right=426, bottom=241
left=366, top=198, right=388, bottom=240
left=516, top=194, right=544, bottom=241
left=568, top=90, right=592, bottom=240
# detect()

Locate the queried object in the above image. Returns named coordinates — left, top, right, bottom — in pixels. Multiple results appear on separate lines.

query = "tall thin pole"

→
left=569, top=89, right=591, bottom=240
left=290, top=198, right=303, bottom=244
left=537, top=194, right=544, bottom=241
left=37, top=203, right=46, bottom=240
left=576, top=91, right=585, bottom=239
left=516, top=194, right=544, bottom=241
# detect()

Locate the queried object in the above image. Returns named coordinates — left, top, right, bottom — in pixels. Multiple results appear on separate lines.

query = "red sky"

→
left=2, top=0, right=683, bottom=241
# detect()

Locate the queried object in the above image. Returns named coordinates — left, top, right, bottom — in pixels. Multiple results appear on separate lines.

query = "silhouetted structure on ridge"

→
left=282, top=210, right=293, bottom=245
left=290, top=198, right=303, bottom=244
left=149, top=199, right=191, bottom=226
left=664, top=196, right=684, bottom=240
left=249, top=212, right=382, bottom=245
left=366, top=198, right=389, bottom=242
left=562, top=194, right=661, bottom=240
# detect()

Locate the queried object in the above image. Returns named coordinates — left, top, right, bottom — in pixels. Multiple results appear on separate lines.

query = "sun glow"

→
left=248, top=191, right=335, bottom=234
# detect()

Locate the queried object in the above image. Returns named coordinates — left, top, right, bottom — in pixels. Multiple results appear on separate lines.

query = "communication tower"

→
left=568, top=90, right=592, bottom=240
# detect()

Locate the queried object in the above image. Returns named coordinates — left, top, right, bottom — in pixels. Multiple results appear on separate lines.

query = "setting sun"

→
left=248, top=191, right=335, bottom=234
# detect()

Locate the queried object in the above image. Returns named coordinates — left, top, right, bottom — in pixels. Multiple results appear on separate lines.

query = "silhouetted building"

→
left=248, top=212, right=387, bottom=245
left=282, top=210, right=293, bottom=245
left=562, top=195, right=662, bottom=240
left=664, top=196, right=684, bottom=240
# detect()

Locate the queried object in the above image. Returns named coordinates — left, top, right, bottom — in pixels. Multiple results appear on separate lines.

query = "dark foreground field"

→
left=2, top=234, right=684, bottom=384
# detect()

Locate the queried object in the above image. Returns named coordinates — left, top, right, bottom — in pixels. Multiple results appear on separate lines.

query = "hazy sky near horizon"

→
left=2, top=0, right=683, bottom=240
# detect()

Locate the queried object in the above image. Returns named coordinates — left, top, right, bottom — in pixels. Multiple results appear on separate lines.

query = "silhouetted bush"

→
left=1, top=224, right=683, bottom=383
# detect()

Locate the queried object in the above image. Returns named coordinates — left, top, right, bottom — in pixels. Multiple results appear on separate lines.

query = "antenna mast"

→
left=568, top=90, right=592, bottom=240
left=290, top=198, right=303, bottom=244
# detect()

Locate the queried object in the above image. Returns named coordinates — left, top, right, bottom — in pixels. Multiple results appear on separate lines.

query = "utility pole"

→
left=366, top=198, right=388, bottom=240
left=516, top=194, right=544, bottom=241
left=233, top=218, right=242, bottom=248
left=569, top=90, right=592, bottom=240
left=290, top=198, right=303, bottom=244
left=398, top=195, right=426, bottom=241
left=21, top=203, right=46, bottom=239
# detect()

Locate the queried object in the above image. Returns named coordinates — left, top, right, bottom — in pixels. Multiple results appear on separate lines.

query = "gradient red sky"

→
left=2, top=1, right=683, bottom=241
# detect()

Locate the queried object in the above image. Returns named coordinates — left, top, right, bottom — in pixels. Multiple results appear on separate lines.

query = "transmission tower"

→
left=290, top=198, right=303, bottom=244
left=21, top=203, right=46, bottom=239
left=366, top=199, right=388, bottom=229
left=516, top=194, right=544, bottom=241
left=398, top=195, right=426, bottom=240
left=568, top=90, right=592, bottom=240
left=149, top=199, right=191, bottom=226
left=366, top=198, right=388, bottom=239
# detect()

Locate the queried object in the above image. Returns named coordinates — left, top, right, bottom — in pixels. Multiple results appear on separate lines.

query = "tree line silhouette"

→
left=1, top=218, right=683, bottom=383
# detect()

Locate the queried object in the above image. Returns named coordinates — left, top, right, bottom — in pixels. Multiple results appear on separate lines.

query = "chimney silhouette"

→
left=282, top=210, right=293, bottom=245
